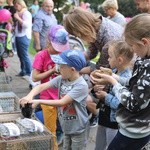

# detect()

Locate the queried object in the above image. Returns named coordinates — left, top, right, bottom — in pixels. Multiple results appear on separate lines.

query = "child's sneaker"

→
left=89, top=114, right=98, bottom=128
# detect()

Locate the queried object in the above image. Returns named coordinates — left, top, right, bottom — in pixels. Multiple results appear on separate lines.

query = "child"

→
left=91, top=40, right=134, bottom=150
left=32, top=25, right=70, bottom=149
left=20, top=49, right=89, bottom=150
left=91, top=13, right=150, bottom=150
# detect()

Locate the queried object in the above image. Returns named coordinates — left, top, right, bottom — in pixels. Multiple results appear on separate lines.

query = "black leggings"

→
left=107, top=131, right=150, bottom=150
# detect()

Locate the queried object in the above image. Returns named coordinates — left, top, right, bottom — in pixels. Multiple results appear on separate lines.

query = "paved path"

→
left=2, top=54, right=97, bottom=150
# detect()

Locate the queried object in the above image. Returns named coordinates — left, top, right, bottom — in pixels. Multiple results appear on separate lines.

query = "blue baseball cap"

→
left=51, top=50, right=87, bottom=71
left=48, top=25, right=70, bottom=52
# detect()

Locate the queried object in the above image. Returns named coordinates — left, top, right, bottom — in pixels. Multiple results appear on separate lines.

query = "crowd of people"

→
left=0, top=0, right=150, bottom=150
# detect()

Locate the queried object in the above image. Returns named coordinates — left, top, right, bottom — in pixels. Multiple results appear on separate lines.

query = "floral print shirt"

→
left=87, top=17, right=123, bottom=69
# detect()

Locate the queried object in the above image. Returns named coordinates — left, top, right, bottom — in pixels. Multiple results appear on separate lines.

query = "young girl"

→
left=91, top=40, right=134, bottom=150
left=91, top=13, right=150, bottom=150
left=32, top=25, right=70, bottom=149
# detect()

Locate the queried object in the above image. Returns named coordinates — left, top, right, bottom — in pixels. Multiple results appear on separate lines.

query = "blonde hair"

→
left=109, top=40, right=134, bottom=61
left=63, top=7, right=101, bottom=43
left=102, top=0, right=118, bottom=10
left=14, top=0, right=27, bottom=8
left=125, top=13, right=150, bottom=45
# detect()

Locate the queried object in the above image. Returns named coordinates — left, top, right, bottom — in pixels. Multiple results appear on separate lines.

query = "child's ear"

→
left=141, top=38, right=149, bottom=45
left=118, top=56, right=123, bottom=64
left=71, top=67, right=76, bottom=71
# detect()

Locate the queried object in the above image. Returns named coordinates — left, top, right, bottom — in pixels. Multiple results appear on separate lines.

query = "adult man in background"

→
left=32, top=0, right=57, bottom=52
left=135, top=0, right=150, bottom=13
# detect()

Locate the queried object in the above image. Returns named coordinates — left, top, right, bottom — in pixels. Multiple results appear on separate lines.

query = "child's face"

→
left=126, top=39, right=149, bottom=58
left=59, top=64, right=72, bottom=80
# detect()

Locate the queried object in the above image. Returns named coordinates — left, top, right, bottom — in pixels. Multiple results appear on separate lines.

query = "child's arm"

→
left=32, top=67, right=56, bottom=82
left=94, top=70, right=150, bottom=112
left=21, top=94, right=73, bottom=108
left=80, top=66, right=91, bottom=75
left=104, top=93, right=120, bottom=109
left=19, top=82, right=51, bottom=105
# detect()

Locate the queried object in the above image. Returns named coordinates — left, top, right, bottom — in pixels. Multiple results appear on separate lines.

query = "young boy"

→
left=20, top=49, right=89, bottom=150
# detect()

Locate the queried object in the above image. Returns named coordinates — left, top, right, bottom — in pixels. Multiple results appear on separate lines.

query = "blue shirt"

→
left=105, top=68, right=132, bottom=122
left=108, top=12, right=126, bottom=27
left=32, top=9, right=57, bottom=49
left=29, top=4, right=39, bottom=18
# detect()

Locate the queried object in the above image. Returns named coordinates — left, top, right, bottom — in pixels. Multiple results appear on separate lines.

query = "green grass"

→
left=29, top=38, right=36, bottom=56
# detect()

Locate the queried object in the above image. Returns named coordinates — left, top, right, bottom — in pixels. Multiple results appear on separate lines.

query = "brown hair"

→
left=124, top=13, right=150, bottom=45
left=109, top=40, right=134, bottom=61
left=63, top=7, right=101, bottom=43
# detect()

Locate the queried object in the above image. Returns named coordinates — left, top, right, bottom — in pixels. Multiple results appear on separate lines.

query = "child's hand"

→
left=93, top=84, right=105, bottom=92
left=91, top=71, right=118, bottom=85
left=90, top=71, right=109, bottom=85
left=19, top=96, right=32, bottom=107
left=90, top=68, right=112, bottom=85
left=95, top=91, right=107, bottom=100
left=94, top=73, right=118, bottom=85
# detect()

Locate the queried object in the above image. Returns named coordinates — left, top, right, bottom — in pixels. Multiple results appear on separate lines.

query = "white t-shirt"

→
left=15, top=10, right=32, bottom=39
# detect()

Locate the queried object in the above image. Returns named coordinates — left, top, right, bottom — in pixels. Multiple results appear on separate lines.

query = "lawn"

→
left=29, top=38, right=36, bottom=56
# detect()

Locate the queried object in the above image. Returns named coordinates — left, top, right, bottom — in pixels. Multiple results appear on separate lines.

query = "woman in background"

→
left=14, top=0, right=32, bottom=78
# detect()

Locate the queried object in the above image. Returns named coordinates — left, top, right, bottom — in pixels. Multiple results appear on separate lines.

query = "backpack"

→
left=69, top=35, right=86, bottom=52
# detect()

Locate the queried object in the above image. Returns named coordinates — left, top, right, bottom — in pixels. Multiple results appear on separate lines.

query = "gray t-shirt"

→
left=50, top=75, right=89, bottom=135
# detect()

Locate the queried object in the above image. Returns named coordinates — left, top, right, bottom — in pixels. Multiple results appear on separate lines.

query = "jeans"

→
left=16, top=36, right=31, bottom=76
left=107, top=131, right=150, bottom=150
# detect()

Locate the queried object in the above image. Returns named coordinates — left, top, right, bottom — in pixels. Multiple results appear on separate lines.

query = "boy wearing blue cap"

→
left=20, top=49, right=89, bottom=150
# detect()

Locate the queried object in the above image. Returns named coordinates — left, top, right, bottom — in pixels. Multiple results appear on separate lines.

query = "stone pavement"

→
left=2, top=54, right=97, bottom=150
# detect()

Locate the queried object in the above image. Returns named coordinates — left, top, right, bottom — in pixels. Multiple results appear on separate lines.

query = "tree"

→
left=118, top=0, right=139, bottom=17
left=86, top=0, right=139, bottom=17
